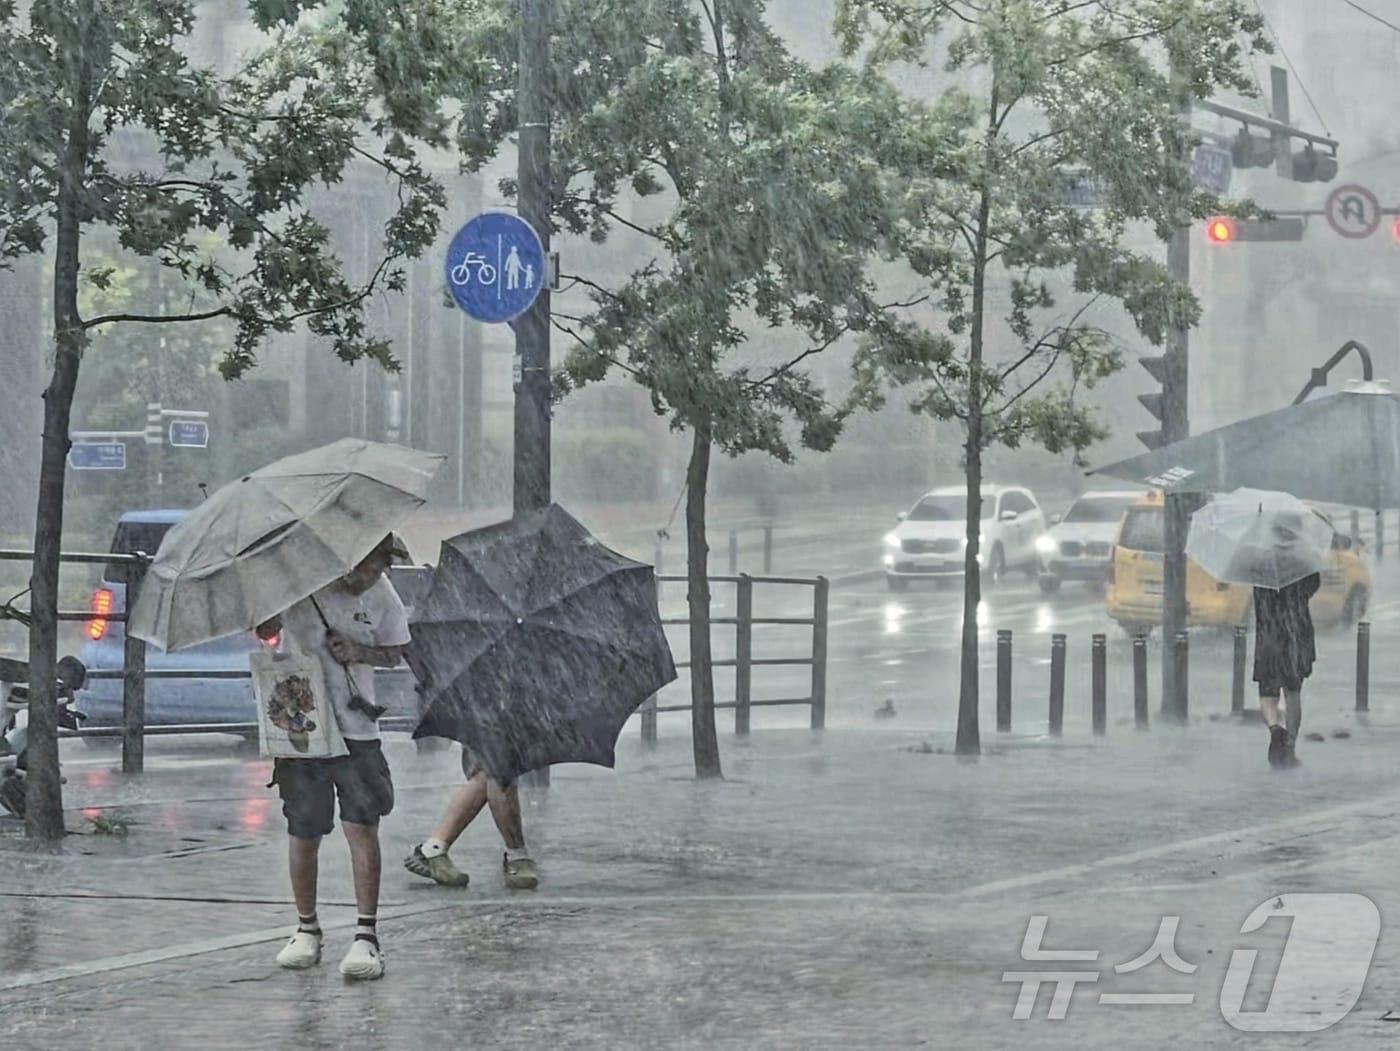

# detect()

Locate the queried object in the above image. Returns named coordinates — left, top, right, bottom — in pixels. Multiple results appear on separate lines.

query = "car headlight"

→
left=1036, top=535, right=1057, bottom=554
left=883, top=532, right=901, bottom=548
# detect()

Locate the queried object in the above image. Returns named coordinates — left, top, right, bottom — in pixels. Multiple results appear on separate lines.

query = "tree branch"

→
left=748, top=296, right=931, bottom=390
left=550, top=319, right=644, bottom=380
left=1011, top=127, right=1067, bottom=157
left=83, top=305, right=233, bottom=330
left=998, top=294, right=1102, bottom=381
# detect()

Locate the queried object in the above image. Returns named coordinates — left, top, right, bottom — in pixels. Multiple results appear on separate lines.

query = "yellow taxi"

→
left=1105, top=491, right=1371, bottom=635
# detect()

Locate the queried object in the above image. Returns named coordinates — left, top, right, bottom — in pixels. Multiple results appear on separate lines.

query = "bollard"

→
left=996, top=629, right=1013, bottom=732
left=1048, top=634, right=1066, bottom=736
left=1231, top=625, right=1247, bottom=716
left=122, top=560, right=149, bottom=774
left=1357, top=621, right=1371, bottom=713
left=1133, top=634, right=1149, bottom=729
left=1377, top=511, right=1385, bottom=560
left=1091, top=634, right=1106, bottom=735
left=728, top=529, right=738, bottom=575
left=763, top=524, right=773, bottom=575
left=1350, top=509, right=1360, bottom=547
left=735, top=574, right=753, bottom=735
left=1171, top=631, right=1190, bottom=723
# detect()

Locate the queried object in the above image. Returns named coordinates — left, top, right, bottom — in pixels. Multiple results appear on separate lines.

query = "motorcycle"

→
left=0, top=655, right=87, bottom=819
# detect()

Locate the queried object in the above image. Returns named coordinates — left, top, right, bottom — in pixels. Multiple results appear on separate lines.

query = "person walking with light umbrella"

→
left=1186, top=488, right=1333, bottom=769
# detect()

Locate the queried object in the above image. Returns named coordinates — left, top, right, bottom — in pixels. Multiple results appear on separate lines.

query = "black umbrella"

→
left=405, top=504, right=676, bottom=783
left=1091, top=385, right=1400, bottom=510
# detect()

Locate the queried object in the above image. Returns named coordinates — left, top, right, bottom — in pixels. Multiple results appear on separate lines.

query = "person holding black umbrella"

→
left=404, top=756, right=537, bottom=889
left=401, top=505, right=677, bottom=890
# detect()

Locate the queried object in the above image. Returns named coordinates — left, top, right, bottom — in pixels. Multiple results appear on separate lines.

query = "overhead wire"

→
left=1340, top=0, right=1400, bottom=34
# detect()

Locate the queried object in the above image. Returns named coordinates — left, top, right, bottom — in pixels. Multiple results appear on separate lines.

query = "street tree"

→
left=836, top=0, right=1266, bottom=754
left=544, top=0, right=940, bottom=778
left=281, top=0, right=946, bottom=779
left=0, top=0, right=443, bottom=838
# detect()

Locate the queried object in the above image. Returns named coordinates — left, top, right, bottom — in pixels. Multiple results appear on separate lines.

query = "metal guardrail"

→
left=3, top=549, right=830, bottom=769
left=638, top=573, right=829, bottom=744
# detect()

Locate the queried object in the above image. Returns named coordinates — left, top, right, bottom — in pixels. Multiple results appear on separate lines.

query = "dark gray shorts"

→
left=461, top=745, right=513, bottom=789
left=273, top=739, right=394, bottom=839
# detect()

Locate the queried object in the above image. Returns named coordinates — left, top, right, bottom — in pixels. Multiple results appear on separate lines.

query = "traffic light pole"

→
left=1161, top=228, right=1190, bottom=723
left=514, top=0, right=552, bottom=788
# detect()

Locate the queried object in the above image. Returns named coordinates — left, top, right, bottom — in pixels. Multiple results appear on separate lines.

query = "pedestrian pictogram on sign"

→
left=1325, top=185, right=1381, bottom=239
left=444, top=212, right=546, bottom=324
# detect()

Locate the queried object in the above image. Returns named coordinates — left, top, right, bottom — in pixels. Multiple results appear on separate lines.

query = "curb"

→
left=831, top=568, right=883, bottom=586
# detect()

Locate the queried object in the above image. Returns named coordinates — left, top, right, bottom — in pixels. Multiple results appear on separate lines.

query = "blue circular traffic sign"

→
left=444, top=212, right=546, bottom=323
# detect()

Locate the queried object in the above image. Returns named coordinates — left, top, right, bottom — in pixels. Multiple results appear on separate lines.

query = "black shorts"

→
left=273, top=739, right=395, bottom=839
left=460, top=745, right=514, bottom=789
left=1258, top=677, right=1304, bottom=698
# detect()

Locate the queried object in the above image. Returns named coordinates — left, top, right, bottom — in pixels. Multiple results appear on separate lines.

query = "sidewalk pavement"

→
left=3, top=702, right=1400, bottom=1047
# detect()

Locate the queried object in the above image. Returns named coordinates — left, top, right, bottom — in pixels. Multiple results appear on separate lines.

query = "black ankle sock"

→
left=297, top=913, right=321, bottom=936
left=355, top=915, right=378, bottom=948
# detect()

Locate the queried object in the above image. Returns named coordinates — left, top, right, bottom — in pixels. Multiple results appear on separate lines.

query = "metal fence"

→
left=639, top=573, right=829, bottom=744
left=1, top=549, right=831, bottom=772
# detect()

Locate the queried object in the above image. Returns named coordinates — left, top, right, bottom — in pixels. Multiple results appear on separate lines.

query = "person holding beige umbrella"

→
left=129, top=438, right=443, bottom=980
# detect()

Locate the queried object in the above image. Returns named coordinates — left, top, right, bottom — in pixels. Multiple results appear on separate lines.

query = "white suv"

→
left=882, top=485, right=1046, bottom=591
left=1034, top=490, right=1140, bottom=594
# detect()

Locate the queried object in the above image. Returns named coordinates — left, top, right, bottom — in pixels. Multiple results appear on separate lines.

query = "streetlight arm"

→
left=1293, top=340, right=1375, bottom=404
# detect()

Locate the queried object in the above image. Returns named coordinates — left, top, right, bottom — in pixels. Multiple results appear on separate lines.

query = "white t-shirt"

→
left=282, top=576, right=411, bottom=741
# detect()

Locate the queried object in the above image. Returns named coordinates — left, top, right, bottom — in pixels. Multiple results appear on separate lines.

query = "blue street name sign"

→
left=168, top=419, right=210, bottom=448
left=1191, top=144, right=1233, bottom=195
left=69, top=441, right=127, bottom=471
left=444, top=212, right=546, bottom=324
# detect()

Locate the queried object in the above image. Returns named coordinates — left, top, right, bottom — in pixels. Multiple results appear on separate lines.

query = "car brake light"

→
left=87, top=588, right=114, bottom=641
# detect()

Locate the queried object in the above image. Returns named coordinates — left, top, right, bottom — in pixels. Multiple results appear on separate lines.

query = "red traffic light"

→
left=1205, top=216, right=1237, bottom=243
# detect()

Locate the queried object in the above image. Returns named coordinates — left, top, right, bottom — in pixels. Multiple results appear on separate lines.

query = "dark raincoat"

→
left=1253, top=573, right=1321, bottom=691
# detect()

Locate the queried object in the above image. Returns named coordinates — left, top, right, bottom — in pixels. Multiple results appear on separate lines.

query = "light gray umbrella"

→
left=129, top=439, right=444, bottom=651
left=1185, top=489, right=1333, bottom=590
left=1091, top=384, right=1400, bottom=510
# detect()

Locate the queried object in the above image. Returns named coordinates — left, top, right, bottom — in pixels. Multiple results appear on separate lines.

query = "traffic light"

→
left=1291, top=145, right=1339, bottom=183
left=1205, top=216, right=1236, bottom=243
left=1136, top=354, right=1170, bottom=450
left=1204, top=215, right=1305, bottom=243
left=1230, top=127, right=1274, bottom=169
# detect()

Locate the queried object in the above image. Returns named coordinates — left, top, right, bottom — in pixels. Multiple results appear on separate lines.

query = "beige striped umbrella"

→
left=129, top=438, right=443, bottom=651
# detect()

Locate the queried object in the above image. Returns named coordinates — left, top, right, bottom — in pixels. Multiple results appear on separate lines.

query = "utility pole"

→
left=1160, top=233, right=1190, bottom=723
left=513, top=0, right=551, bottom=519
left=1156, top=55, right=1193, bottom=724
left=515, top=0, right=552, bottom=787
left=145, top=401, right=164, bottom=507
